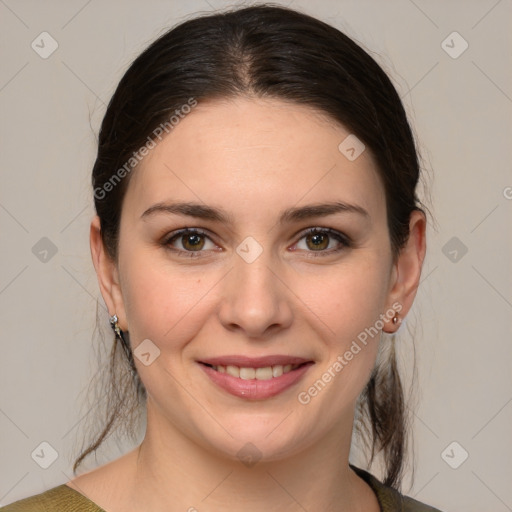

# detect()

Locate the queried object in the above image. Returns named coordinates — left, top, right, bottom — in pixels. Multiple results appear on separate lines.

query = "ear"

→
left=90, top=215, right=128, bottom=330
left=383, top=210, right=427, bottom=333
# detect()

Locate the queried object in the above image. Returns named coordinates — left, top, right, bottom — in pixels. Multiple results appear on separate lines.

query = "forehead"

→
left=123, top=97, right=386, bottom=223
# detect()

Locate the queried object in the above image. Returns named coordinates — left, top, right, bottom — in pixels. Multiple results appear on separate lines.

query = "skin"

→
left=69, top=97, right=426, bottom=512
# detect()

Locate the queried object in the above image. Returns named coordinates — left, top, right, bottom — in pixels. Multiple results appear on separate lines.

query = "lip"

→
left=197, top=359, right=314, bottom=400
left=198, top=355, right=312, bottom=368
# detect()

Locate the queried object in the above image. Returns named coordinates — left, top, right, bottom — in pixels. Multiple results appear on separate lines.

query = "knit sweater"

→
left=0, top=465, right=443, bottom=511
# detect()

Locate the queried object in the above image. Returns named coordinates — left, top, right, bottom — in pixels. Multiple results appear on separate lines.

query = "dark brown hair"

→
left=75, top=3, right=426, bottom=489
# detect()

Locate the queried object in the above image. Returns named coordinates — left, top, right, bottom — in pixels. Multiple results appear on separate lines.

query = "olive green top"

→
left=0, top=465, right=443, bottom=511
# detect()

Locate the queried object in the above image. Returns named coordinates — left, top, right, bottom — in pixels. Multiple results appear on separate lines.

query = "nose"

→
left=217, top=251, right=293, bottom=339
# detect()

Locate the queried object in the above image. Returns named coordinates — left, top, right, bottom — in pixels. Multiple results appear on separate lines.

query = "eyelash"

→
left=162, top=227, right=351, bottom=259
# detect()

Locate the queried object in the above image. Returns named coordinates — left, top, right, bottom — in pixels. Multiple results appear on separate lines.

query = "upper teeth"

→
left=213, top=364, right=301, bottom=380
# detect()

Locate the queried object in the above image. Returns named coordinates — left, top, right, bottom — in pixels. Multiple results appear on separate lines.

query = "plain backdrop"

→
left=1, top=1, right=511, bottom=511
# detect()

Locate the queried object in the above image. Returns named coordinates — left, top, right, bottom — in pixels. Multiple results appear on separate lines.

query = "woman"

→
left=1, top=4, right=443, bottom=511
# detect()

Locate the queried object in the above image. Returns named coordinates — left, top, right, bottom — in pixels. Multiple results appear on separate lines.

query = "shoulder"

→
left=5, top=448, right=140, bottom=512
left=0, top=484, right=106, bottom=512
left=401, top=495, right=444, bottom=511
left=350, top=464, right=444, bottom=512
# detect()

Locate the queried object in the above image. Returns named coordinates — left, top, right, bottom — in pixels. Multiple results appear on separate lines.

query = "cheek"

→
left=292, top=252, right=391, bottom=403
left=295, top=254, right=391, bottom=342
left=293, top=266, right=389, bottom=421
left=120, top=250, right=218, bottom=348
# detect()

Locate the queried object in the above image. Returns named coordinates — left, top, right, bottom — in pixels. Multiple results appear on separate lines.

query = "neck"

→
left=121, top=400, right=377, bottom=512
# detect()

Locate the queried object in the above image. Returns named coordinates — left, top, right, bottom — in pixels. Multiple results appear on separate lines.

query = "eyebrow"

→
left=140, top=200, right=370, bottom=224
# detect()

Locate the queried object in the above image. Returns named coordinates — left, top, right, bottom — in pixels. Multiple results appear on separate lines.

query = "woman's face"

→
left=95, top=97, right=421, bottom=462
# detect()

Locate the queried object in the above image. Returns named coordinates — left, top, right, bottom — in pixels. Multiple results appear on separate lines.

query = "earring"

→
left=109, top=314, right=137, bottom=373
left=392, top=313, right=400, bottom=325
left=109, top=313, right=122, bottom=338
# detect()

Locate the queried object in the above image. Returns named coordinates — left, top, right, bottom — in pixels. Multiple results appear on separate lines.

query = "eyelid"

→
left=294, top=226, right=351, bottom=244
left=163, top=227, right=208, bottom=242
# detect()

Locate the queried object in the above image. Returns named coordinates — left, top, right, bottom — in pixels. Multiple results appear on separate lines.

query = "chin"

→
left=193, top=415, right=313, bottom=465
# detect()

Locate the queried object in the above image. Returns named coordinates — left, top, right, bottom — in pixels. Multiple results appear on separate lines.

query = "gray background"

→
left=1, top=1, right=511, bottom=511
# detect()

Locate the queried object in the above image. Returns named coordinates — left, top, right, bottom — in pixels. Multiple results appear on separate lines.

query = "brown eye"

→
left=181, top=232, right=205, bottom=251
left=305, top=231, right=329, bottom=251
left=294, top=227, right=350, bottom=256
left=164, top=228, right=217, bottom=257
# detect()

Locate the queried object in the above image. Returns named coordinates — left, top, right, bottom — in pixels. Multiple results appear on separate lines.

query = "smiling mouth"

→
left=199, top=362, right=312, bottom=380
